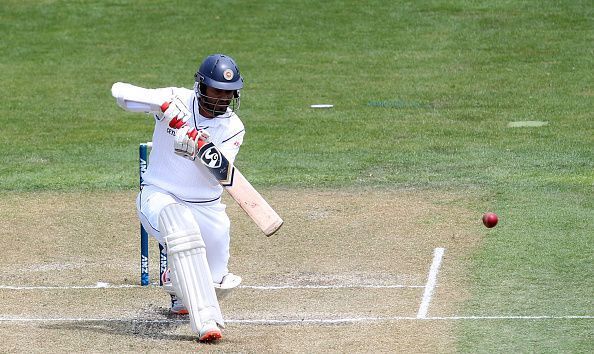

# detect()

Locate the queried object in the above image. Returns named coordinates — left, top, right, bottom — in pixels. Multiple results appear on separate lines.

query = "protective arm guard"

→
left=111, top=82, right=165, bottom=113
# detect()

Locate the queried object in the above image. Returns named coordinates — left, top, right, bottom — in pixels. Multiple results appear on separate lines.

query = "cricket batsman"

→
left=111, top=54, right=245, bottom=342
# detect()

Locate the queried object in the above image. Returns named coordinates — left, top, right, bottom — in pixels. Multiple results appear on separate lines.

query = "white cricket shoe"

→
left=199, top=320, right=222, bottom=342
left=161, top=269, right=189, bottom=315
left=170, top=294, right=188, bottom=315
left=214, top=273, right=242, bottom=300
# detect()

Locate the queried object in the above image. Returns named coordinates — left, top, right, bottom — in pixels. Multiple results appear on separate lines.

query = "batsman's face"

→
left=200, top=86, right=234, bottom=118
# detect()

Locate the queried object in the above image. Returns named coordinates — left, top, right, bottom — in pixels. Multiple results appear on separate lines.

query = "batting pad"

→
left=159, top=204, right=224, bottom=332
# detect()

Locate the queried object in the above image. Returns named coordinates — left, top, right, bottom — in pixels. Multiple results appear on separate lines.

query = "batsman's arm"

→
left=111, top=83, right=190, bottom=128
left=111, top=82, right=166, bottom=113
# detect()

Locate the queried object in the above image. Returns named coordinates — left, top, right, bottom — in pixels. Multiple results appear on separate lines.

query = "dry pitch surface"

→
left=0, top=189, right=481, bottom=352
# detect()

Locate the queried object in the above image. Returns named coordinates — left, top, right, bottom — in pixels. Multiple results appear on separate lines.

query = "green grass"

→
left=1, top=0, right=592, bottom=351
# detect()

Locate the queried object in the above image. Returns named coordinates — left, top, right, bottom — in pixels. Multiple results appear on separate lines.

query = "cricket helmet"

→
left=194, top=54, right=243, bottom=117
left=195, top=54, right=243, bottom=90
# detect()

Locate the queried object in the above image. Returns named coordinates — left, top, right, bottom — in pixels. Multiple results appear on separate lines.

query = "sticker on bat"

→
left=198, top=142, right=235, bottom=186
left=201, top=146, right=222, bottom=168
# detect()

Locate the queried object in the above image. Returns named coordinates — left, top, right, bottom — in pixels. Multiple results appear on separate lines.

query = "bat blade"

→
left=225, top=169, right=283, bottom=236
left=197, top=141, right=283, bottom=236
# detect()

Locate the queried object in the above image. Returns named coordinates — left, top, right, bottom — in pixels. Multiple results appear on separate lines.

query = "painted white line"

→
left=417, top=247, right=445, bottom=319
left=0, top=283, right=423, bottom=290
left=240, top=285, right=424, bottom=290
left=0, top=284, right=141, bottom=290
left=0, top=315, right=591, bottom=324
left=426, top=316, right=594, bottom=320
left=232, top=315, right=594, bottom=324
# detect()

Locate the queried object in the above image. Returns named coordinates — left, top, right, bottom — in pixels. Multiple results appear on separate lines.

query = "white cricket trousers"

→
left=136, top=184, right=231, bottom=283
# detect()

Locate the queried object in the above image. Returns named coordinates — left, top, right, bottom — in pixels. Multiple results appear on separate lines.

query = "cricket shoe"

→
left=161, top=269, right=188, bottom=315
left=170, top=294, right=188, bottom=315
left=199, top=320, right=222, bottom=342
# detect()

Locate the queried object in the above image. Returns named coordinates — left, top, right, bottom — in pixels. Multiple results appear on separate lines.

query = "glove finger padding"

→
left=161, top=96, right=191, bottom=129
left=196, top=129, right=211, bottom=144
left=174, top=126, right=197, bottom=159
left=174, top=126, right=211, bottom=160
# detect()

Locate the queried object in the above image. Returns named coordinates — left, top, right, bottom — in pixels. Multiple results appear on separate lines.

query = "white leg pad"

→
left=159, top=204, right=224, bottom=332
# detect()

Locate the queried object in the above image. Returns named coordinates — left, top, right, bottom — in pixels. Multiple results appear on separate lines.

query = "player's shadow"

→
left=41, top=306, right=196, bottom=342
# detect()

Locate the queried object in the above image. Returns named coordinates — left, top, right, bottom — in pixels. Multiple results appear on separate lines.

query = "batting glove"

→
left=160, top=96, right=191, bottom=129
left=174, top=125, right=211, bottom=160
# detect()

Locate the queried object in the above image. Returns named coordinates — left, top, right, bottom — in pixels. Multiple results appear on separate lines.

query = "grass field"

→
left=1, top=0, right=592, bottom=352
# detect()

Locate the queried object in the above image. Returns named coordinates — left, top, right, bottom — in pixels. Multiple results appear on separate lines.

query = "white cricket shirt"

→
left=142, top=87, right=245, bottom=202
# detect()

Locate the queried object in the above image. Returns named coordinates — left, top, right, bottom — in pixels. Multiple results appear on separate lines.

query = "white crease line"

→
left=426, top=316, right=594, bottom=320
left=0, top=315, right=591, bottom=324
left=417, top=247, right=445, bottom=319
left=240, top=285, right=424, bottom=290
left=232, top=315, right=594, bottom=323
left=0, top=284, right=140, bottom=290
left=0, top=284, right=423, bottom=290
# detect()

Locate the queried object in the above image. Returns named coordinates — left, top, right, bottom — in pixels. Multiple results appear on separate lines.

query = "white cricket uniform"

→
left=135, top=86, right=245, bottom=283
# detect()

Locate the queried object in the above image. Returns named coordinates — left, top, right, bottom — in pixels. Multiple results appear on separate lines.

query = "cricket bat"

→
left=194, top=138, right=283, bottom=236
left=111, top=82, right=283, bottom=236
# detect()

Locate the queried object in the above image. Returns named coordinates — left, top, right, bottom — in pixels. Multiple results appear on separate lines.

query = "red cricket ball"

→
left=482, top=212, right=498, bottom=228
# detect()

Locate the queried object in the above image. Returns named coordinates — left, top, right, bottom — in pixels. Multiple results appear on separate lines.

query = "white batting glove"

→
left=160, top=96, right=191, bottom=129
left=174, top=126, right=211, bottom=160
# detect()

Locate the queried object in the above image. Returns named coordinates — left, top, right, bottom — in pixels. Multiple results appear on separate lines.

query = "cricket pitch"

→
left=0, top=189, right=480, bottom=352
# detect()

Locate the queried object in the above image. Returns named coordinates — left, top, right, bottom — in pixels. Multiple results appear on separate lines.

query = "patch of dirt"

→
left=0, top=188, right=483, bottom=352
